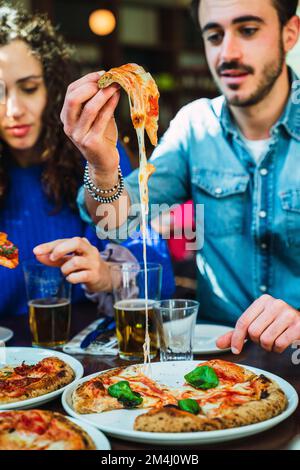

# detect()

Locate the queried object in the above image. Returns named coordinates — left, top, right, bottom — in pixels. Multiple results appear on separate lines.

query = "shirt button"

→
left=260, top=285, right=267, bottom=293
left=260, top=168, right=268, bottom=176
left=215, top=187, right=223, bottom=195
left=259, top=211, right=267, bottom=219
left=261, top=243, right=267, bottom=249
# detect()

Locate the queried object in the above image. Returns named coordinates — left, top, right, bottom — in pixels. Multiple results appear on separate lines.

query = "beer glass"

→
left=23, top=260, right=71, bottom=348
left=111, top=262, right=162, bottom=361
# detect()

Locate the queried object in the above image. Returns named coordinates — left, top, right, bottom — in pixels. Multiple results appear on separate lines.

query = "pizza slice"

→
left=98, top=63, right=159, bottom=146
left=0, top=410, right=95, bottom=450
left=134, top=360, right=288, bottom=432
left=0, top=232, right=19, bottom=269
left=72, top=365, right=177, bottom=414
left=0, top=357, right=75, bottom=404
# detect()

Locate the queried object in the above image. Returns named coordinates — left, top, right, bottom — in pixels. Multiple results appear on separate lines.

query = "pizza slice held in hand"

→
left=98, top=63, right=159, bottom=146
left=0, top=232, right=19, bottom=269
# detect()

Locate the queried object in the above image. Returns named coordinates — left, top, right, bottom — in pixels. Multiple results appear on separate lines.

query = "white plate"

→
left=62, top=361, right=298, bottom=446
left=193, top=324, right=233, bottom=354
left=0, top=347, right=84, bottom=410
left=67, top=417, right=111, bottom=450
left=0, top=327, right=13, bottom=344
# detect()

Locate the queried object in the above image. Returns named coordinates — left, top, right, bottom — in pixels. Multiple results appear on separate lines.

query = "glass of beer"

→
left=111, top=263, right=162, bottom=361
left=23, top=260, right=71, bottom=348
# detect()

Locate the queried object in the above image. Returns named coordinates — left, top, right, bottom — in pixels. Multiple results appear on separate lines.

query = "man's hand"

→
left=60, top=71, right=121, bottom=185
left=33, top=237, right=112, bottom=293
left=216, top=294, right=300, bottom=354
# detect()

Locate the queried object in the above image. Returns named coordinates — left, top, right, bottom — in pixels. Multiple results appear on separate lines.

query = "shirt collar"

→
left=219, top=67, right=300, bottom=142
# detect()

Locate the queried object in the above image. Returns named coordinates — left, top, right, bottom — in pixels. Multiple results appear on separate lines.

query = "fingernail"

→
left=50, top=254, right=56, bottom=261
left=33, top=247, right=42, bottom=255
left=97, top=70, right=105, bottom=77
left=231, top=347, right=240, bottom=355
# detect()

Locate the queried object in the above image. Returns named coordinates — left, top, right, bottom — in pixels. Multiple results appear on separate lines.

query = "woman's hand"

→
left=60, top=71, right=121, bottom=185
left=33, top=237, right=112, bottom=293
left=217, top=294, right=300, bottom=354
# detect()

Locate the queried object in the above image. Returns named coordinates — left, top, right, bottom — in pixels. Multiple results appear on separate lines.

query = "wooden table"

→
left=2, top=302, right=300, bottom=450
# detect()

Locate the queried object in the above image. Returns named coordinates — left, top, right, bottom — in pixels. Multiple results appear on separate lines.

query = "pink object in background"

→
left=167, top=201, right=195, bottom=260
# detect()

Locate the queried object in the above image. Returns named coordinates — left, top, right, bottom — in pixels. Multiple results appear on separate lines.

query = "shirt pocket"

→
left=280, top=190, right=300, bottom=247
left=192, top=169, right=249, bottom=236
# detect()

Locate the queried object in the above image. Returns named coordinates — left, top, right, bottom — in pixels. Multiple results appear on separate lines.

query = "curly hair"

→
left=190, top=0, right=299, bottom=27
left=0, top=2, right=84, bottom=211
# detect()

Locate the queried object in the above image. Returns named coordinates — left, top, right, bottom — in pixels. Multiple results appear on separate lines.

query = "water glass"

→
left=154, top=299, right=199, bottom=361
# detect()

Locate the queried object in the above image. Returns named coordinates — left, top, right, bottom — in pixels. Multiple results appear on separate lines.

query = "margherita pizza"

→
left=0, top=410, right=95, bottom=450
left=134, top=360, right=288, bottom=432
left=72, top=360, right=287, bottom=433
left=0, top=232, right=19, bottom=269
left=0, top=357, right=75, bottom=404
left=72, top=365, right=177, bottom=414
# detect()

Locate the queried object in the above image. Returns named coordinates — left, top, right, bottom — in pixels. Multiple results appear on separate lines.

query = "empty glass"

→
left=154, top=299, right=199, bottom=361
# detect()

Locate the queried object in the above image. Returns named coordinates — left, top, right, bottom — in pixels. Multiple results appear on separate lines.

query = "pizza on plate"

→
left=72, top=360, right=287, bottom=432
left=0, top=232, right=19, bottom=269
left=134, top=360, right=288, bottom=432
left=72, top=365, right=177, bottom=414
left=0, top=410, right=95, bottom=450
left=0, top=357, right=75, bottom=405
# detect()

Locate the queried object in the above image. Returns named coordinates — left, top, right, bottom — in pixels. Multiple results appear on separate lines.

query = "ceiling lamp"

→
left=89, top=9, right=116, bottom=36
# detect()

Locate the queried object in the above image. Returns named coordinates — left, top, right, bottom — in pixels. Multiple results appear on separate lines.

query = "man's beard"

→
left=215, top=41, right=285, bottom=108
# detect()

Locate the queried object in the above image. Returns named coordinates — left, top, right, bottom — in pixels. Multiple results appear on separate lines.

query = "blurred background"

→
left=10, top=0, right=218, bottom=161
left=9, top=0, right=300, bottom=296
left=10, top=0, right=300, bottom=161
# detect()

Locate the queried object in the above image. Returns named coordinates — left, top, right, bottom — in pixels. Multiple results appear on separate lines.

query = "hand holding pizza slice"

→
left=0, top=232, right=19, bottom=269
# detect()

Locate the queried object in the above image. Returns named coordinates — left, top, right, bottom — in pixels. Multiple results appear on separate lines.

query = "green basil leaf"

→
left=184, top=366, right=219, bottom=390
left=108, top=380, right=143, bottom=408
left=178, top=398, right=200, bottom=415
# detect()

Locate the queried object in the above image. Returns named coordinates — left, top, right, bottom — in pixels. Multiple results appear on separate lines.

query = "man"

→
left=61, top=0, right=300, bottom=355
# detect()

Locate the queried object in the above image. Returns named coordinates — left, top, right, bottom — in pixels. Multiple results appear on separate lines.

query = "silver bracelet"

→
left=84, top=164, right=124, bottom=203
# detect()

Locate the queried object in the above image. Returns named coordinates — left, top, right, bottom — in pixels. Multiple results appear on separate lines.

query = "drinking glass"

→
left=23, top=260, right=71, bottom=348
left=111, top=262, right=162, bottom=361
left=154, top=299, right=199, bottom=361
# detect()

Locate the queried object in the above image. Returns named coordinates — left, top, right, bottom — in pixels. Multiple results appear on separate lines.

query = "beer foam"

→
left=114, top=298, right=156, bottom=311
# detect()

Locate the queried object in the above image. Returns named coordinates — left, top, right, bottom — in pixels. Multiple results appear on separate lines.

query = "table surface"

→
left=2, top=302, right=300, bottom=450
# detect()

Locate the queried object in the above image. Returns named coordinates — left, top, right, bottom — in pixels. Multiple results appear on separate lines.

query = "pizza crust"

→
left=134, top=378, right=288, bottom=433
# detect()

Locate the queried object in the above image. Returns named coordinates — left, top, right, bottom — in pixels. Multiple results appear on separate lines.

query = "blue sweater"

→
left=0, top=144, right=175, bottom=317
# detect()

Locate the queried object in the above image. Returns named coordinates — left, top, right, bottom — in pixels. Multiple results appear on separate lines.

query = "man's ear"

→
left=283, top=15, right=300, bottom=53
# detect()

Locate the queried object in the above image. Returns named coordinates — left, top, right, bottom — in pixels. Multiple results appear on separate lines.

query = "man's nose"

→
left=220, top=32, right=242, bottom=63
left=5, top=93, right=26, bottom=119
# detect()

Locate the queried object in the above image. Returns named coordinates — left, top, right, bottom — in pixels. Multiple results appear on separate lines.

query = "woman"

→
left=0, top=4, right=174, bottom=317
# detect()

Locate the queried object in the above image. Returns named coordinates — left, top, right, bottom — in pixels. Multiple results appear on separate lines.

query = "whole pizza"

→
left=72, top=359, right=287, bottom=432
left=0, top=410, right=95, bottom=450
left=0, top=357, right=75, bottom=405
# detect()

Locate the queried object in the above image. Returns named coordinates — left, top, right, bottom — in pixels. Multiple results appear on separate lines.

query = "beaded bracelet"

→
left=84, top=164, right=124, bottom=203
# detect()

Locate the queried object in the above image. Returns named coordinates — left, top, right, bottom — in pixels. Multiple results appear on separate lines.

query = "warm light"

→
left=89, top=9, right=116, bottom=36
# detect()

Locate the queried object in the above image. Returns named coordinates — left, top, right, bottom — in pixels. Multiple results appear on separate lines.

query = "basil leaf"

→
left=184, top=366, right=219, bottom=390
left=178, top=398, right=200, bottom=415
left=108, top=380, right=143, bottom=408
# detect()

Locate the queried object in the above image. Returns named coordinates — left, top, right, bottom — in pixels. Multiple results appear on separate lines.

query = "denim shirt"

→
left=78, top=72, right=300, bottom=326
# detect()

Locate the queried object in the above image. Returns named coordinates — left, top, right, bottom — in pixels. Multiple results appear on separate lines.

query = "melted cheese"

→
left=98, top=64, right=159, bottom=372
